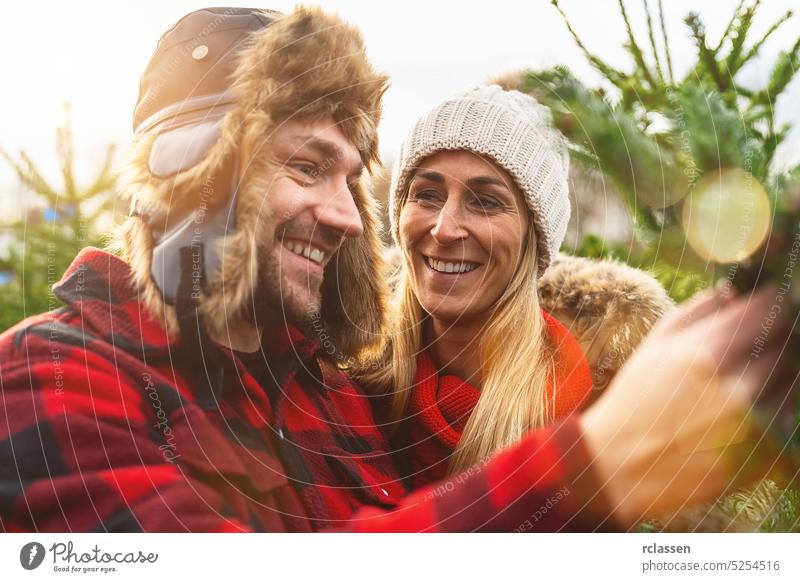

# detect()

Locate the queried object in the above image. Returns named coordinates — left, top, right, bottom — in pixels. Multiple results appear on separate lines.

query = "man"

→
left=0, top=6, right=789, bottom=532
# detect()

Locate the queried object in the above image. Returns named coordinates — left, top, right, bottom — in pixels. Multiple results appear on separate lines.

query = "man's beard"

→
left=250, top=247, right=323, bottom=336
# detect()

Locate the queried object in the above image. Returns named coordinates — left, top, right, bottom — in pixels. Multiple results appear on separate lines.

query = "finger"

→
left=654, top=288, right=726, bottom=337
left=749, top=333, right=800, bottom=441
left=701, top=285, right=786, bottom=366
left=721, top=339, right=783, bottom=403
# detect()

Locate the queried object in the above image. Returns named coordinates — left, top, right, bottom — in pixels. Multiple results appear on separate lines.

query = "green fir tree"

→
left=507, top=0, right=800, bottom=532
left=0, top=105, right=118, bottom=330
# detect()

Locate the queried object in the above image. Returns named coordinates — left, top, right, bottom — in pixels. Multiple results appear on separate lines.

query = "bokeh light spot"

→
left=681, top=168, right=771, bottom=264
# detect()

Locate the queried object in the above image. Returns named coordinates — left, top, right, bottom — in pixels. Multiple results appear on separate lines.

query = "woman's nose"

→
left=430, top=199, right=468, bottom=244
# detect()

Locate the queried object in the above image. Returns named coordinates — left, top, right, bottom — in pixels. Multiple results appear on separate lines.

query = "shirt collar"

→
left=52, top=247, right=321, bottom=361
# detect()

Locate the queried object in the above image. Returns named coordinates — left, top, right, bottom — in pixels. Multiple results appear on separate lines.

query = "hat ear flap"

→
left=115, top=109, right=242, bottom=338
left=148, top=118, right=224, bottom=178
left=319, top=182, right=386, bottom=359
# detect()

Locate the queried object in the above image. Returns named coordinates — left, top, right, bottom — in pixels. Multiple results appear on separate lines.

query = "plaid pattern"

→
left=0, top=248, right=614, bottom=532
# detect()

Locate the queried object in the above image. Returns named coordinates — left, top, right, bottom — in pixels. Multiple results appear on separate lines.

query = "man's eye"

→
left=293, top=163, right=318, bottom=179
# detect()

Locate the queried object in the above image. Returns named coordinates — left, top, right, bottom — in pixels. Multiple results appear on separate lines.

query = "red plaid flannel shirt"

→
left=0, top=248, right=615, bottom=532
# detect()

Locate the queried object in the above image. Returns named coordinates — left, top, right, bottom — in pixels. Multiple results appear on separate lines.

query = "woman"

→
left=360, top=85, right=672, bottom=487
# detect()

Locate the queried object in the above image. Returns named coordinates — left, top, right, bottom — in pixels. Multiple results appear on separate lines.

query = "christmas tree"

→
left=503, top=0, right=800, bottom=531
left=0, top=105, right=118, bottom=330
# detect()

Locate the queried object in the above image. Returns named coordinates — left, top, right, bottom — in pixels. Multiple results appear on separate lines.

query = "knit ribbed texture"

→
left=389, top=85, right=571, bottom=275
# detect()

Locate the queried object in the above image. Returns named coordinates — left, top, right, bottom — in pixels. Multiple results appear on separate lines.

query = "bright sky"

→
left=1, top=0, right=798, bottom=217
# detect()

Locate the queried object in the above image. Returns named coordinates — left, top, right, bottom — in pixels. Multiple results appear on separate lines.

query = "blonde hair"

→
left=358, top=211, right=556, bottom=475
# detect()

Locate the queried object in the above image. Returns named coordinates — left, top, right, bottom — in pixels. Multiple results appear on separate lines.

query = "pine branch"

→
left=765, top=36, right=800, bottom=101
left=657, top=0, right=674, bottom=84
left=565, top=145, right=600, bottom=170
left=56, top=104, right=76, bottom=202
left=523, top=67, right=667, bottom=231
left=83, top=143, right=117, bottom=199
left=549, top=0, right=630, bottom=90
left=0, top=148, right=59, bottom=202
left=763, top=123, right=791, bottom=169
left=643, top=0, right=666, bottom=84
left=771, top=164, right=800, bottom=205
left=725, top=0, right=760, bottom=76
left=618, top=0, right=657, bottom=87
left=717, top=481, right=800, bottom=532
left=738, top=9, right=794, bottom=69
left=715, top=0, right=747, bottom=51
left=685, top=13, right=729, bottom=92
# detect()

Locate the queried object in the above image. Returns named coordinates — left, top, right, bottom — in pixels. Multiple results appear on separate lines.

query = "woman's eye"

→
left=471, top=194, right=502, bottom=210
left=411, top=189, right=442, bottom=204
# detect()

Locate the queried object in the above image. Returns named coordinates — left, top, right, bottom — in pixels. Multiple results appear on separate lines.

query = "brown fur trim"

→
left=113, top=7, right=389, bottom=358
left=231, top=6, right=387, bottom=167
left=487, top=69, right=526, bottom=93
left=538, top=254, right=675, bottom=389
left=113, top=216, right=177, bottom=336
left=320, top=179, right=388, bottom=359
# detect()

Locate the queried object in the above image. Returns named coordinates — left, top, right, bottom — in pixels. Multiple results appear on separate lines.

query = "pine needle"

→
left=715, top=0, right=747, bottom=52
left=685, top=13, right=729, bottom=92
left=550, top=0, right=629, bottom=89
left=643, top=0, right=665, bottom=84
left=618, top=0, right=657, bottom=87
left=725, top=0, right=761, bottom=76
left=657, top=0, right=674, bottom=84
left=738, top=9, right=794, bottom=68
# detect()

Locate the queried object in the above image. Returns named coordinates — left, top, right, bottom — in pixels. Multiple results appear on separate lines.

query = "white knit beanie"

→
left=389, top=85, right=571, bottom=276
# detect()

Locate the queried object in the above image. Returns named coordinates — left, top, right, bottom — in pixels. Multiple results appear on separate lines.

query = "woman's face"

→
left=399, top=150, right=529, bottom=324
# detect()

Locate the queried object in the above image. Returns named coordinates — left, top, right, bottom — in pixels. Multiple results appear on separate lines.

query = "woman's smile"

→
left=422, top=254, right=482, bottom=276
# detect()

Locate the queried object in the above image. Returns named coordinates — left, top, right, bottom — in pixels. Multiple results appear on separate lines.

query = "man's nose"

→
left=315, top=177, right=364, bottom=239
left=430, top=198, right=468, bottom=244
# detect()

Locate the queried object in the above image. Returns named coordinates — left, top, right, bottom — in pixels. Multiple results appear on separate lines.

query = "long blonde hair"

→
left=358, top=215, right=556, bottom=475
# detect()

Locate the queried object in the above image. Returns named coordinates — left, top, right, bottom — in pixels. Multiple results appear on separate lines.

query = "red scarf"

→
left=399, top=310, right=593, bottom=489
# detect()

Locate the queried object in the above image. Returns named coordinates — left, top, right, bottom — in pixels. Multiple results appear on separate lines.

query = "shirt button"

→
left=380, top=487, right=389, bottom=497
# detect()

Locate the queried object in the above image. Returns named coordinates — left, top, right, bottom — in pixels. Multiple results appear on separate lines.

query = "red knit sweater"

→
left=398, top=310, right=593, bottom=489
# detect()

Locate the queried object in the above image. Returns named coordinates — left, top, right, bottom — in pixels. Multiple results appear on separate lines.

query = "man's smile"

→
left=282, top=238, right=329, bottom=266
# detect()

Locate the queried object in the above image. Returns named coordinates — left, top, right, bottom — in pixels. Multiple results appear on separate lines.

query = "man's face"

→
left=245, top=116, right=365, bottom=328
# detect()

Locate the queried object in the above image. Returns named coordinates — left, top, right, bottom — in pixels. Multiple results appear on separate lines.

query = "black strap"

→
left=175, top=243, right=225, bottom=409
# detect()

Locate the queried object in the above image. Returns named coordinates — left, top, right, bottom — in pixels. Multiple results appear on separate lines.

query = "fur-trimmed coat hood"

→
left=114, top=7, right=389, bottom=359
left=538, top=254, right=674, bottom=392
